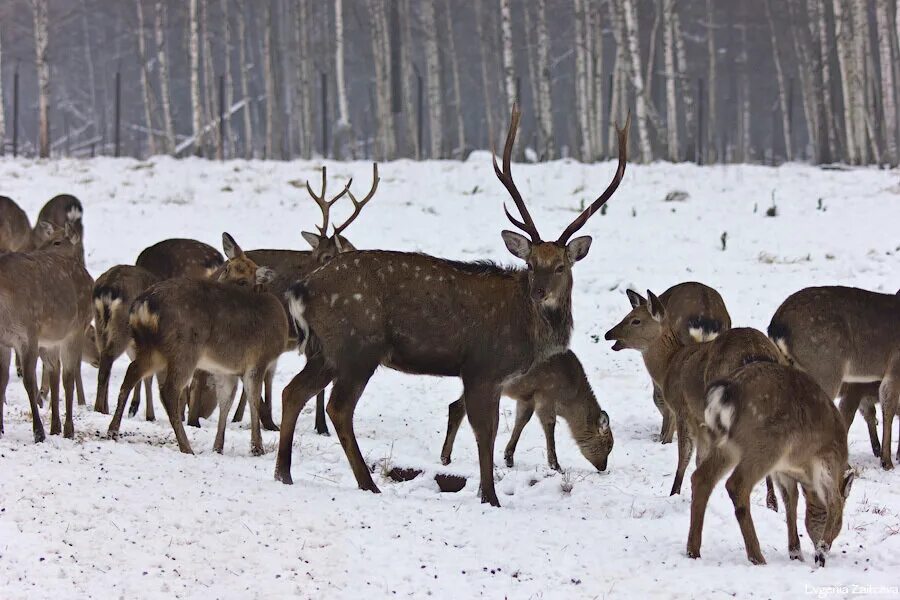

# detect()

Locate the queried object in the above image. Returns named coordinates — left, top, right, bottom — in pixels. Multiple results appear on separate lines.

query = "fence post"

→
left=320, top=71, right=328, bottom=158
left=696, top=78, right=704, bottom=165
left=114, top=71, right=121, bottom=158
left=218, top=74, right=225, bottom=161
left=12, top=65, right=19, bottom=158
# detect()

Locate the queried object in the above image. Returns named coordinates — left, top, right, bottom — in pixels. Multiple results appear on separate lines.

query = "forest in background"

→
left=0, top=0, right=898, bottom=166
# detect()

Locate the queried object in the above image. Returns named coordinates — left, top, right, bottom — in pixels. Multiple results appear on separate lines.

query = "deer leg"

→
left=880, top=371, right=899, bottom=470
left=859, top=397, right=882, bottom=458
left=60, top=341, right=80, bottom=439
left=108, top=356, right=155, bottom=437
left=765, top=476, right=779, bottom=512
left=19, top=344, right=45, bottom=443
left=75, top=367, right=86, bottom=407
left=46, top=351, right=62, bottom=436
left=326, top=367, right=379, bottom=493
left=275, top=356, right=333, bottom=485
left=244, top=371, right=268, bottom=456
left=39, top=360, right=50, bottom=406
left=686, top=448, right=734, bottom=559
left=725, top=461, right=769, bottom=565
left=535, top=401, right=561, bottom=472
left=504, top=400, right=535, bottom=468
left=231, top=389, right=247, bottom=423
left=95, top=353, right=114, bottom=414
left=15, top=352, right=22, bottom=380
left=213, top=376, right=239, bottom=454
left=670, top=417, right=693, bottom=496
left=131, top=380, right=143, bottom=418
left=186, top=373, right=203, bottom=428
left=0, top=346, right=10, bottom=435
left=654, top=385, right=673, bottom=444
left=160, top=370, right=194, bottom=454
left=440, top=395, right=467, bottom=465
left=314, top=391, right=329, bottom=436
left=463, top=380, right=502, bottom=507
left=259, top=368, right=279, bottom=432
left=143, top=377, right=155, bottom=421
left=773, top=475, right=802, bottom=561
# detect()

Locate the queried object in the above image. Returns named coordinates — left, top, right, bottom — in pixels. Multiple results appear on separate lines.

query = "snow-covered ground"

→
left=0, top=155, right=898, bottom=599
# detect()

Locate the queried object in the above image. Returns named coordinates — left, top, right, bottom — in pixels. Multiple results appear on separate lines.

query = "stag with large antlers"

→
left=276, top=105, right=629, bottom=506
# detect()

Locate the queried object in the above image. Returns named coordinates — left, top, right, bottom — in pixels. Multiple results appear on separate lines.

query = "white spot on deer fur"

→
left=704, top=384, right=733, bottom=438
left=810, top=460, right=832, bottom=505
left=424, top=275, right=431, bottom=281
left=330, top=293, right=340, bottom=307
left=130, top=301, right=159, bottom=332
left=354, top=258, right=360, bottom=266
left=353, top=293, right=363, bottom=301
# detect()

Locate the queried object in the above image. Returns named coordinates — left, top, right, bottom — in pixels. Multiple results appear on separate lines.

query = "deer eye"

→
left=526, top=263, right=534, bottom=271
left=238, top=280, right=248, bottom=286
left=631, top=319, right=641, bottom=325
left=555, top=265, right=565, bottom=273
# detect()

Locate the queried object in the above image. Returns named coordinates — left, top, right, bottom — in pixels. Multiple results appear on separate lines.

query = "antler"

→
left=556, top=113, right=631, bottom=244
left=305, top=166, right=352, bottom=236
left=493, top=103, right=542, bottom=242
left=333, top=163, right=380, bottom=237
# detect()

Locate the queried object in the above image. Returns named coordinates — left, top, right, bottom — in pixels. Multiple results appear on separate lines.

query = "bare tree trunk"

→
left=808, top=0, right=835, bottom=162
left=369, top=0, right=396, bottom=160
left=645, top=0, right=661, bottom=103
left=189, top=0, right=204, bottom=155
left=850, top=0, right=870, bottom=163
left=421, top=0, right=442, bottom=158
left=764, top=0, right=792, bottom=161
left=622, top=0, right=652, bottom=162
left=833, top=0, right=858, bottom=163
left=501, top=0, right=516, bottom=111
left=335, top=0, right=351, bottom=129
left=536, top=0, right=555, bottom=159
left=876, top=0, right=896, bottom=165
left=81, top=0, right=100, bottom=141
left=583, top=5, right=598, bottom=159
left=476, top=0, right=495, bottom=148
left=574, top=0, right=592, bottom=160
left=608, top=0, right=623, bottom=152
left=262, top=0, right=277, bottom=159
left=0, top=27, right=5, bottom=146
left=32, top=0, right=50, bottom=158
left=400, top=0, right=418, bottom=158
left=787, top=0, right=819, bottom=161
left=737, top=25, right=750, bottom=162
left=672, top=11, right=694, bottom=160
left=135, top=0, right=158, bottom=156
left=222, top=0, right=234, bottom=158
left=591, top=2, right=605, bottom=158
left=524, top=2, right=540, bottom=149
left=201, top=0, right=219, bottom=157
left=293, top=0, right=312, bottom=159
left=705, top=0, right=717, bottom=162
left=663, top=0, right=678, bottom=160
left=154, top=1, right=175, bottom=153
left=237, top=2, right=254, bottom=158
left=444, top=0, right=465, bottom=156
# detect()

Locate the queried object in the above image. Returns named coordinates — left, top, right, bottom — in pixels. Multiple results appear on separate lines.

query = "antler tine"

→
left=305, top=166, right=351, bottom=236
left=492, top=103, right=541, bottom=241
left=333, top=163, right=380, bottom=237
left=556, top=112, right=631, bottom=244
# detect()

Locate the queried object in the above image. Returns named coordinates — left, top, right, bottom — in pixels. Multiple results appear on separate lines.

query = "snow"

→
left=0, top=155, right=898, bottom=599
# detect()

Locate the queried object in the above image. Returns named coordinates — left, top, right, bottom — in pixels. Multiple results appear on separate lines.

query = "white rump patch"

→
left=287, top=294, right=310, bottom=354
left=773, top=337, right=792, bottom=362
left=130, top=301, right=159, bottom=331
left=689, top=327, right=719, bottom=343
left=66, top=206, right=83, bottom=222
left=704, top=384, right=734, bottom=438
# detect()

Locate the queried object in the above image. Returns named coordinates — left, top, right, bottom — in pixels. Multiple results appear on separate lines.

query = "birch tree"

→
left=536, top=0, right=555, bottom=160
left=622, top=0, right=652, bottom=162
left=476, top=0, right=495, bottom=148
left=293, top=0, right=312, bottom=159
left=155, top=1, right=175, bottom=153
left=833, top=0, right=858, bottom=163
left=808, top=0, right=836, bottom=162
left=369, top=0, right=396, bottom=159
left=335, top=0, right=351, bottom=142
left=189, top=0, right=204, bottom=155
left=262, top=0, right=277, bottom=158
left=135, top=0, right=158, bottom=155
left=400, top=0, right=418, bottom=158
left=237, top=2, right=253, bottom=158
left=201, top=0, right=218, bottom=157
left=673, top=11, right=694, bottom=159
left=788, top=0, right=820, bottom=161
left=591, top=1, right=604, bottom=158
left=32, top=0, right=50, bottom=158
left=444, top=0, right=465, bottom=156
left=421, top=0, right=442, bottom=158
left=501, top=0, right=516, bottom=111
left=574, top=0, right=592, bottom=160
left=705, top=0, right=717, bottom=162
left=0, top=27, right=5, bottom=147
left=663, top=0, right=678, bottom=160
left=608, top=0, right=624, bottom=152
left=764, top=0, right=792, bottom=161
left=80, top=0, right=101, bottom=140
left=876, top=0, right=897, bottom=165
left=222, top=0, right=234, bottom=158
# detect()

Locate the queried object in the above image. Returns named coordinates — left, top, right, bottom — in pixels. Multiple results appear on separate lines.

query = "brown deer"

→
left=92, top=265, right=161, bottom=417
left=604, top=290, right=783, bottom=506
left=688, top=361, right=854, bottom=566
left=768, top=286, right=900, bottom=469
left=275, top=105, right=629, bottom=506
left=440, top=350, right=613, bottom=472
left=107, top=233, right=288, bottom=455
left=36, top=194, right=85, bottom=263
left=0, top=222, right=92, bottom=441
left=229, top=165, right=378, bottom=435
left=0, top=196, right=33, bottom=252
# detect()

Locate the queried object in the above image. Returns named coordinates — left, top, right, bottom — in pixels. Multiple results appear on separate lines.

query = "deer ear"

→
left=626, top=289, right=646, bottom=308
left=255, top=266, right=276, bottom=285
left=647, top=290, right=666, bottom=322
left=598, top=411, right=610, bottom=433
left=842, top=468, right=855, bottom=498
left=336, top=235, right=356, bottom=252
left=501, top=230, right=532, bottom=260
left=565, top=236, right=592, bottom=263
left=64, top=221, right=81, bottom=244
left=35, top=220, right=55, bottom=240
left=222, top=232, right=243, bottom=259
left=301, top=231, right=322, bottom=249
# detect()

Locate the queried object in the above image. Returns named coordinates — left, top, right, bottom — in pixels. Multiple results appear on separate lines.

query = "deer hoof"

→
left=107, top=429, right=119, bottom=441
left=789, top=548, right=803, bottom=561
left=504, top=454, right=514, bottom=468
left=315, top=426, right=330, bottom=436
left=549, top=461, right=562, bottom=472
left=440, top=455, right=452, bottom=466
left=766, top=495, right=779, bottom=512
left=187, top=419, right=201, bottom=428
left=33, top=428, right=46, bottom=443
left=881, top=457, right=894, bottom=471
left=274, top=469, right=294, bottom=485
left=50, top=422, right=61, bottom=436
left=262, top=422, right=280, bottom=432
left=63, top=423, right=74, bottom=439
left=814, top=552, right=826, bottom=567
left=686, top=549, right=700, bottom=559
left=251, top=444, right=265, bottom=457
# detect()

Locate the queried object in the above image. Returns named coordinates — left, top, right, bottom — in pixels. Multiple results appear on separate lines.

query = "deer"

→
left=228, top=165, right=378, bottom=436
left=689, top=361, right=854, bottom=567
left=107, top=233, right=288, bottom=456
left=92, top=265, right=161, bottom=418
left=0, top=196, right=34, bottom=252
left=440, top=350, right=613, bottom=472
left=604, top=289, right=783, bottom=509
left=36, top=194, right=85, bottom=263
left=275, top=104, right=629, bottom=506
left=768, top=286, right=900, bottom=469
left=0, top=222, right=93, bottom=441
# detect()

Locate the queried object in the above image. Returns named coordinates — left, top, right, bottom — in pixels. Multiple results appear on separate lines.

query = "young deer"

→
left=230, top=165, right=378, bottom=435
left=0, top=222, right=92, bottom=441
left=36, top=194, right=85, bottom=263
left=689, top=361, right=854, bottom=566
left=605, top=290, right=782, bottom=503
left=768, top=286, right=900, bottom=469
left=107, top=234, right=288, bottom=455
left=440, top=350, right=613, bottom=472
left=0, top=196, right=33, bottom=252
left=276, top=105, right=629, bottom=506
left=92, top=265, right=161, bottom=417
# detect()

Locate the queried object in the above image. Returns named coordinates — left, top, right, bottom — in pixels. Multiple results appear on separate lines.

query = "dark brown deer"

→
left=0, top=222, right=92, bottom=441
left=36, top=194, right=85, bottom=263
left=768, top=286, right=900, bottom=469
left=107, top=234, right=288, bottom=455
left=275, top=105, right=629, bottom=506
left=440, top=350, right=613, bottom=472
left=604, top=290, right=783, bottom=507
left=92, top=265, right=161, bottom=417
left=0, top=196, right=33, bottom=252
left=229, top=165, right=378, bottom=435
left=689, top=361, right=854, bottom=566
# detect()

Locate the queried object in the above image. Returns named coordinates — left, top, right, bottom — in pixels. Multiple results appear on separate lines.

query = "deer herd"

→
left=0, top=105, right=897, bottom=569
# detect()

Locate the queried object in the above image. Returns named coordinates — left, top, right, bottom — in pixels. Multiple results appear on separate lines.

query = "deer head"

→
left=604, top=289, right=668, bottom=352
left=300, top=164, right=379, bottom=265
left=220, top=233, right=276, bottom=289
left=494, top=104, right=629, bottom=308
left=32, top=221, right=81, bottom=255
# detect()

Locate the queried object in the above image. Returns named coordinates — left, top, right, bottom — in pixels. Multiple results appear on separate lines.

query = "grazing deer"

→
left=440, top=350, right=613, bottom=472
left=229, top=165, right=377, bottom=435
left=0, top=222, right=92, bottom=441
left=689, top=361, right=854, bottom=566
left=768, top=286, right=900, bottom=469
left=92, top=265, right=161, bottom=417
left=0, top=196, right=33, bottom=252
left=275, top=105, right=629, bottom=506
left=604, top=290, right=782, bottom=505
left=107, top=233, right=288, bottom=455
